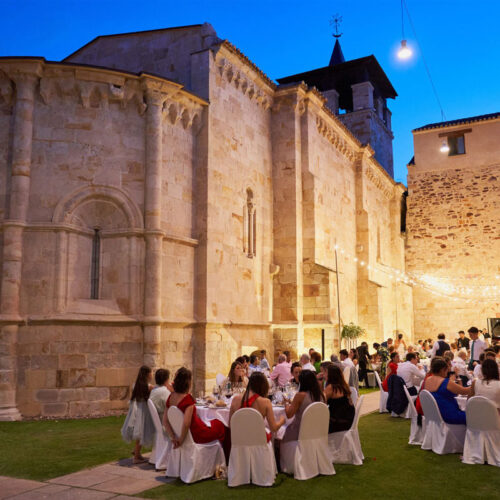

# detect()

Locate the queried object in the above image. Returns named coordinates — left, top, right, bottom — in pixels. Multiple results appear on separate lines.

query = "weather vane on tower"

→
left=330, top=14, right=343, bottom=38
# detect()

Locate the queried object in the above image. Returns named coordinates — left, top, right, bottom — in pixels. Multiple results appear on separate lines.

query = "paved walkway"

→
left=1, top=391, right=381, bottom=499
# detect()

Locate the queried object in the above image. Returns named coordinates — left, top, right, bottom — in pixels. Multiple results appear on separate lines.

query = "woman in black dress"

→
left=357, top=344, right=374, bottom=388
left=325, top=365, right=355, bottom=433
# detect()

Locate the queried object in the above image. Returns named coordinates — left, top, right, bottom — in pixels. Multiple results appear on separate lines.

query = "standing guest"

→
left=457, top=331, right=470, bottom=350
left=397, top=353, right=425, bottom=395
left=394, top=333, right=407, bottom=357
left=381, top=338, right=393, bottom=349
left=468, top=326, right=487, bottom=370
left=357, top=345, right=374, bottom=388
left=450, top=342, right=458, bottom=359
left=325, top=365, right=355, bottom=433
left=282, top=370, right=325, bottom=443
left=230, top=372, right=285, bottom=440
left=423, top=358, right=471, bottom=425
left=300, top=353, right=316, bottom=371
left=430, top=333, right=451, bottom=358
left=248, top=354, right=262, bottom=375
left=290, top=362, right=302, bottom=387
left=163, top=367, right=226, bottom=449
left=121, top=365, right=155, bottom=464
left=382, top=352, right=400, bottom=392
left=330, top=354, right=343, bottom=370
left=222, top=361, right=248, bottom=390
left=470, top=359, right=500, bottom=413
left=259, top=350, right=270, bottom=371
left=311, top=351, right=322, bottom=373
left=283, top=350, right=292, bottom=363
left=349, top=348, right=359, bottom=366
left=270, top=354, right=292, bottom=388
left=416, top=340, right=425, bottom=357
left=149, top=368, right=171, bottom=421
left=339, top=349, right=354, bottom=368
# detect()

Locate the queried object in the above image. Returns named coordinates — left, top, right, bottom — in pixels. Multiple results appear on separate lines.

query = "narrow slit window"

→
left=246, top=189, right=256, bottom=258
left=90, top=228, right=100, bottom=299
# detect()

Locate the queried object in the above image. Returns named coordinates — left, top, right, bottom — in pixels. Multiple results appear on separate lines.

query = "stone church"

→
left=0, top=22, right=493, bottom=419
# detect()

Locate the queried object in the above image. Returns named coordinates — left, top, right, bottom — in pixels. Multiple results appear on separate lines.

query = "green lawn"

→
left=141, top=412, right=500, bottom=500
left=0, top=416, right=132, bottom=480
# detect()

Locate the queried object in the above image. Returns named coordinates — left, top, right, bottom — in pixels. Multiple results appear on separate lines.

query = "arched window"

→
left=90, top=228, right=101, bottom=299
left=244, top=188, right=256, bottom=258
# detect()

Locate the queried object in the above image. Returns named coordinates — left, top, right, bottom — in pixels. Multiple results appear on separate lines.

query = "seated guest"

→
left=382, top=352, right=400, bottom=392
left=259, top=350, right=270, bottom=371
left=452, top=350, right=470, bottom=386
left=473, top=353, right=486, bottom=380
left=397, top=353, right=425, bottom=395
left=230, top=372, right=285, bottom=440
left=330, top=354, right=343, bottom=370
left=450, top=342, right=458, bottom=358
left=281, top=370, right=325, bottom=443
left=470, top=359, right=500, bottom=413
left=339, top=349, right=354, bottom=368
left=163, top=367, right=226, bottom=448
left=325, top=364, right=355, bottom=433
left=290, top=362, right=302, bottom=388
left=283, top=350, right=292, bottom=363
left=235, top=356, right=249, bottom=377
left=222, top=361, right=248, bottom=390
left=422, top=358, right=471, bottom=425
left=317, top=361, right=333, bottom=387
left=149, top=368, right=171, bottom=421
left=299, top=353, right=316, bottom=371
left=270, top=354, right=292, bottom=387
left=248, top=354, right=262, bottom=375
left=311, top=351, right=322, bottom=373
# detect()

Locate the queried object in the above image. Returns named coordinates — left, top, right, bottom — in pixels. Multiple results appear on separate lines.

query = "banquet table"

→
left=456, top=395, right=467, bottom=411
left=196, top=403, right=293, bottom=439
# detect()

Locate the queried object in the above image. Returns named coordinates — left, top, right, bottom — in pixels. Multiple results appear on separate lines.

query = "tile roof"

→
left=413, top=112, right=500, bottom=132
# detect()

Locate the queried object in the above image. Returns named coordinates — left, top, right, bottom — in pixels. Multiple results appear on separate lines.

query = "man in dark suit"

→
left=456, top=331, right=470, bottom=350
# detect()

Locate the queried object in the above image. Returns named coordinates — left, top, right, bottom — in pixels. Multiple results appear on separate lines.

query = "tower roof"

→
left=329, top=39, right=345, bottom=66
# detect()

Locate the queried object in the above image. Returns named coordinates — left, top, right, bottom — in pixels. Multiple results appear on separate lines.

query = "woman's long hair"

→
left=131, top=365, right=152, bottom=402
left=241, top=372, right=269, bottom=407
left=228, top=361, right=243, bottom=384
left=325, top=365, right=351, bottom=400
left=298, top=369, right=325, bottom=402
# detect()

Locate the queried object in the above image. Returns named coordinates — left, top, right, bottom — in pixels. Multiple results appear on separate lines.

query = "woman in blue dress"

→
left=421, top=357, right=471, bottom=425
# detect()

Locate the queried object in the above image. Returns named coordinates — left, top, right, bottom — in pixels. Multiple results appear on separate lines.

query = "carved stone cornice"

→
left=364, top=162, right=395, bottom=200
left=315, top=115, right=356, bottom=161
left=215, top=56, right=273, bottom=110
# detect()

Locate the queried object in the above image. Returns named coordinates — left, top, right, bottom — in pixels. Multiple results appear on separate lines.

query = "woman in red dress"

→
left=162, top=367, right=226, bottom=448
left=382, top=352, right=400, bottom=392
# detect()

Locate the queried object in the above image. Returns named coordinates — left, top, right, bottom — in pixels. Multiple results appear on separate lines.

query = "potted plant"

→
left=341, top=322, right=366, bottom=350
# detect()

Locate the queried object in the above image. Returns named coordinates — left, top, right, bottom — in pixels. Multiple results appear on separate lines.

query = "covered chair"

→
left=165, top=406, right=225, bottom=483
left=328, top=395, right=365, bottom=465
left=228, top=408, right=277, bottom=486
left=374, top=371, right=388, bottom=413
left=387, top=375, right=410, bottom=418
left=402, top=385, right=425, bottom=445
left=462, top=396, right=500, bottom=467
left=420, top=390, right=465, bottom=455
left=350, top=386, right=358, bottom=406
left=147, top=399, right=170, bottom=470
left=280, top=402, right=335, bottom=480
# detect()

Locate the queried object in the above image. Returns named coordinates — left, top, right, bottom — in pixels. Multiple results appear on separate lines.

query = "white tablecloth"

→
left=196, top=404, right=292, bottom=439
left=456, top=395, right=467, bottom=411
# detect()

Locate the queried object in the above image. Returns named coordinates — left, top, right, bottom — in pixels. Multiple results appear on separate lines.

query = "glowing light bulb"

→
left=397, top=39, right=412, bottom=60
left=440, top=140, right=450, bottom=153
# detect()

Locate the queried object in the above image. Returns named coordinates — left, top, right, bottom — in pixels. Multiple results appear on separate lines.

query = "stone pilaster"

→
left=0, top=63, right=41, bottom=420
left=141, top=81, right=165, bottom=369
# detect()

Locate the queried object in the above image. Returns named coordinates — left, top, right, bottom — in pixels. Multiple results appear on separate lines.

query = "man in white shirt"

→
left=149, top=368, right=171, bottom=421
left=339, top=349, right=354, bottom=368
left=397, top=352, right=425, bottom=395
left=300, top=353, right=316, bottom=371
left=248, top=354, right=263, bottom=375
left=468, top=326, right=487, bottom=370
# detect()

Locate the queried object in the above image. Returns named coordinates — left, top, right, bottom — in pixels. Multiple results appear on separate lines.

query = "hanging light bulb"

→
left=397, top=39, right=412, bottom=59
left=440, top=140, right=450, bottom=153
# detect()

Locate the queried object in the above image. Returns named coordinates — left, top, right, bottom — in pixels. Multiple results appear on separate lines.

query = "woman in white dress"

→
left=470, top=359, right=500, bottom=414
left=394, top=333, right=407, bottom=358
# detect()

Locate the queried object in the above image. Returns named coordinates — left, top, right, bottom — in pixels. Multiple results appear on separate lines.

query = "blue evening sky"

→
left=1, top=0, right=499, bottom=184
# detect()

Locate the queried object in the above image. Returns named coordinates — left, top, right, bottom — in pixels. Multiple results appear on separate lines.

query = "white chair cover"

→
left=350, top=386, right=358, bottom=406
left=402, top=385, right=425, bottom=445
left=420, top=390, right=466, bottom=454
left=343, top=367, right=350, bottom=384
left=328, top=395, right=364, bottom=465
left=165, top=406, right=225, bottom=483
left=463, top=396, right=500, bottom=467
left=216, top=373, right=226, bottom=386
left=228, top=408, right=277, bottom=486
left=147, top=399, right=170, bottom=469
left=280, top=402, right=335, bottom=480
left=374, top=371, right=388, bottom=413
